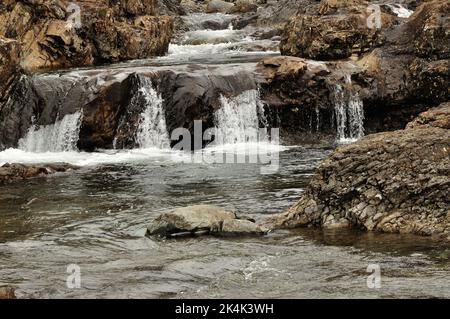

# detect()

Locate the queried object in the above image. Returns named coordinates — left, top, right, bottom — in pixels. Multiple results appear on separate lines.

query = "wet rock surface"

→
left=146, top=205, right=269, bottom=238
left=268, top=102, right=450, bottom=239
left=0, top=162, right=80, bottom=185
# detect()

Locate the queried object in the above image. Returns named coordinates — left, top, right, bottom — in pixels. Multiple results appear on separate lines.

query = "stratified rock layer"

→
left=268, top=102, right=450, bottom=239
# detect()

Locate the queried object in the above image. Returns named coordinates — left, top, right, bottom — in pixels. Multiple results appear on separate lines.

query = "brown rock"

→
left=0, top=286, right=16, bottom=299
left=280, top=0, right=389, bottom=60
left=0, top=163, right=80, bottom=185
left=406, top=102, right=450, bottom=129
left=0, top=0, right=172, bottom=71
left=21, top=20, right=94, bottom=72
left=0, top=36, right=21, bottom=102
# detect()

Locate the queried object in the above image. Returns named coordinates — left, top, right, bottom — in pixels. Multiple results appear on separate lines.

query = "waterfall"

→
left=214, top=90, right=266, bottom=145
left=135, top=79, right=170, bottom=149
left=18, top=111, right=83, bottom=152
left=331, top=77, right=365, bottom=143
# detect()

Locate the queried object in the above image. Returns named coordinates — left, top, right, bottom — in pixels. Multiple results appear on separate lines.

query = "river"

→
left=0, top=12, right=449, bottom=299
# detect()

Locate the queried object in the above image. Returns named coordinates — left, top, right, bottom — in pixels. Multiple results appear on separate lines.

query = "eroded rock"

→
left=267, top=102, right=450, bottom=239
left=0, top=0, right=173, bottom=72
left=146, top=205, right=269, bottom=238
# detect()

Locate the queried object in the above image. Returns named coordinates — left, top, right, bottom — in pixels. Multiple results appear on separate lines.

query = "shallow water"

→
left=1, top=147, right=450, bottom=298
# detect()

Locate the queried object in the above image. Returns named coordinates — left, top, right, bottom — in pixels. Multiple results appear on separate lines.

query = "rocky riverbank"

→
left=268, top=102, right=450, bottom=239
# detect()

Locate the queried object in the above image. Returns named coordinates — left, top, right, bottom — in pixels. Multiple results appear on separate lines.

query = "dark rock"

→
left=146, top=205, right=268, bottom=238
left=0, top=36, right=21, bottom=104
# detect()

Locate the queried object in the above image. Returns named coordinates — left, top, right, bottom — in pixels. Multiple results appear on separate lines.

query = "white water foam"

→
left=387, top=4, right=413, bottom=18
left=0, top=148, right=190, bottom=167
left=332, top=77, right=365, bottom=143
left=18, top=111, right=83, bottom=152
left=134, top=78, right=170, bottom=149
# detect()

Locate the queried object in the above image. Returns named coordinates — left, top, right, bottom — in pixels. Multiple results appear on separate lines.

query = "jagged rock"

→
left=0, top=286, right=16, bottom=299
left=0, top=0, right=173, bottom=71
left=0, top=163, right=80, bottom=185
left=93, top=16, right=172, bottom=63
left=21, top=19, right=94, bottom=71
left=280, top=0, right=396, bottom=60
left=267, top=102, right=450, bottom=239
left=406, top=102, right=450, bottom=129
left=0, top=36, right=21, bottom=103
left=146, top=205, right=269, bottom=238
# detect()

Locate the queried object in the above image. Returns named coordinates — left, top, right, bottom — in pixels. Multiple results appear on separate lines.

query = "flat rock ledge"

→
left=0, top=163, right=80, bottom=185
left=146, top=205, right=269, bottom=238
left=266, top=102, right=450, bottom=240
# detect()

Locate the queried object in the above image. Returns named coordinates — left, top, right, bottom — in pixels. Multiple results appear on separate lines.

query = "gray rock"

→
left=146, top=205, right=268, bottom=238
left=267, top=103, right=450, bottom=239
left=206, top=0, right=235, bottom=13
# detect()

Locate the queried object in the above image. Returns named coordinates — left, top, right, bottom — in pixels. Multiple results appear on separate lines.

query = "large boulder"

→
left=93, top=16, right=172, bottom=63
left=280, top=0, right=394, bottom=60
left=146, top=205, right=269, bottom=238
left=206, top=0, right=235, bottom=13
left=267, top=102, right=450, bottom=239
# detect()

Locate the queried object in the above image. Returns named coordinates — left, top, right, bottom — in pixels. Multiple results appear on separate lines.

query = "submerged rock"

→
left=146, top=205, right=269, bottom=238
left=0, top=163, right=80, bottom=185
left=267, top=102, right=450, bottom=239
left=0, top=286, right=16, bottom=299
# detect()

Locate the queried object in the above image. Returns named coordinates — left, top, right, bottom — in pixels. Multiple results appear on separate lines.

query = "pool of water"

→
left=1, top=146, right=450, bottom=298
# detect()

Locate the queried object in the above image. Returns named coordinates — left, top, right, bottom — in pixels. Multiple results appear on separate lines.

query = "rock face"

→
left=268, top=102, right=450, bottom=239
left=0, top=0, right=173, bottom=72
left=0, top=286, right=16, bottom=299
left=280, top=0, right=392, bottom=60
left=273, top=0, right=450, bottom=137
left=146, top=205, right=269, bottom=238
left=0, top=163, right=80, bottom=185
left=0, top=36, right=21, bottom=104
left=0, top=62, right=262, bottom=151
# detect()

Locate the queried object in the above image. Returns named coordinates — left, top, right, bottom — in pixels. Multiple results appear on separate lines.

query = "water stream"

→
left=1, top=11, right=450, bottom=299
